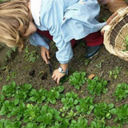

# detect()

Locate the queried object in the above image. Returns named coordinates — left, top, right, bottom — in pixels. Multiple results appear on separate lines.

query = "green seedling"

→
left=84, top=59, right=90, bottom=66
left=124, top=35, right=128, bottom=51
left=61, top=91, right=79, bottom=110
left=109, top=66, right=121, bottom=79
left=87, top=76, right=108, bottom=96
left=6, top=71, right=16, bottom=82
left=76, top=96, right=94, bottom=115
left=70, top=118, right=88, bottom=128
left=46, top=86, right=64, bottom=104
left=94, top=103, right=115, bottom=119
left=95, top=60, right=104, bottom=69
left=89, top=119, right=106, bottom=128
left=5, top=47, right=16, bottom=61
left=114, top=83, right=128, bottom=101
left=0, top=119, right=21, bottom=128
left=110, top=104, right=128, bottom=124
left=24, top=46, right=39, bottom=63
left=69, top=71, right=87, bottom=89
left=28, top=88, right=47, bottom=104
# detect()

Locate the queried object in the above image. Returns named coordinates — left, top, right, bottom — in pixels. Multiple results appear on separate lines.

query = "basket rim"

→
left=103, top=7, right=128, bottom=61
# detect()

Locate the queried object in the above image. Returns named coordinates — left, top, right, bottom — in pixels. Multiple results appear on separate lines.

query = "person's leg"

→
left=37, top=29, right=53, bottom=40
left=83, top=31, right=103, bottom=58
left=84, top=31, right=103, bottom=46
left=37, top=29, right=77, bottom=48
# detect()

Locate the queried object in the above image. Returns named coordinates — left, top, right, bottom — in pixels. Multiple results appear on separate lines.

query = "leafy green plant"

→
left=61, top=91, right=79, bottom=110
left=76, top=96, right=94, bottom=115
left=46, top=86, right=64, bottom=104
left=6, top=71, right=16, bottom=82
left=0, top=119, right=21, bottom=128
left=28, top=88, right=47, bottom=104
left=24, top=46, right=39, bottom=63
left=124, top=35, right=128, bottom=51
left=69, top=71, right=86, bottom=89
left=114, top=83, right=128, bottom=101
left=87, top=76, right=108, bottom=96
left=2, top=81, right=17, bottom=97
left=89, top=119, right=106, bottom=128
left=111, top=104, right=128, bottom=124
left=36, top=105, right=62, bottom=126
left=70, top=118, right=88, bottom=128
left=109, top=66, right=121, bottom=79
left=23, top=104, right=41, bottom=123
left=5, top=47, right=16, bottom=62
left=93, top=103, right=115, bottom=119
left=14, top=83, right=32, bottom=105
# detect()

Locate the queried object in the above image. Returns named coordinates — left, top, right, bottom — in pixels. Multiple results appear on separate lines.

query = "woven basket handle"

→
left=101, top=25, right=111, bottom=34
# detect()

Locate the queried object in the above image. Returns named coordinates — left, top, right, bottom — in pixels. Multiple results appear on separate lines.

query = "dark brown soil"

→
left=0, top=6, right=128, bottom=128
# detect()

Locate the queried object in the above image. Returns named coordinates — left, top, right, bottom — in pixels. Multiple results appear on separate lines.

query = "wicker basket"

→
left=103, top=7, right=128, bottom=61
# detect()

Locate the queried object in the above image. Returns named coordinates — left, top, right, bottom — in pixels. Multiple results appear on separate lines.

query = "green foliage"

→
left=109, top=66, right=121, bottom=79
left=0, top=80, right=128, bottom=127
left=46, top=86, right=64, bottom=104
left=2, top=81, right=17, bottom=97
left=5, top=47, right=16, bottom=61
left=36, top=105, right=61, bottom=125
left=6, top=71, right=16, bottom=82
left=111, top=104, right=128, bottom=124
left=61, top=91, right=79, bottom=110
left=124, top=35, right=128, bottom=51
left=94, top=103, right=114, bottom=119
left=69, top=71, right=86, bottom=89
left=0, top=119, right=21, bottom=128
left=87, top=76, right=108, bottom=96
left=76, top=96, right=94, bottom=115
left=28, top=88, right=47, bottom=104
left=24, top=46, right=39, bottom=63
left=114, top=83, right=128, bottom=101
left=70, top=118, right=88, bottom=128
left=89, top=119, right=106, bottom=128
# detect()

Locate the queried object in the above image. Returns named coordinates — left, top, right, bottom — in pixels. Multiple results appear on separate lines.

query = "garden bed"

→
left=0, top=5, right=128, bottom=128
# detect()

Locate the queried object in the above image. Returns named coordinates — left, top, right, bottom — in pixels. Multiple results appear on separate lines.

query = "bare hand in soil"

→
left=41, top=46, right=50, bottom=64
left=52, top=69, right=65, bottom=84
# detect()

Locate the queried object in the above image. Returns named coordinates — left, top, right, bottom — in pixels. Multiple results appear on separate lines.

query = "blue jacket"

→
left=29, top=0, right=106, bottom=64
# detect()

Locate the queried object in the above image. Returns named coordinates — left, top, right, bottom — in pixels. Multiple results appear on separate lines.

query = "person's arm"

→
left=29, top=32, right=49, bottom=49
left=29, top=32, right=51, bottom=64
left=52, top=38, right=73, bottom=84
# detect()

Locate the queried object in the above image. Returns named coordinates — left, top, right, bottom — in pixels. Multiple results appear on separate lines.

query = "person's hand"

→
left=52, top=64, right=68, bottom=84
left=52, top=69, right=66, bottom=84
left=41, top=46, right=50, bottom=64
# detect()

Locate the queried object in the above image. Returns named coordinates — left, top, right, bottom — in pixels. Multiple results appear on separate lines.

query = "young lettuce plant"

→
left=114, top=83, right=128, bottom=101
left=89, top=119, right=106, bottom=128
left=110, top=104, right=128, bottom=124
left=94, top=102, right=115, bottom=120
left=23, top=104, right=41, bottom=123
left=87, top=76, right=108, bottom=96
left=70, top=118, right=88, bottom=128
left=28, top=88, right=47, bottom=104
left=0, top=119, right=21, bottom=128
left=2, top=81, right=17, bottom=98
left=46, top=86, right=64, bottom=104
left=14, top=83, right=32, bottom=105
left=76, top=96, right=94, bottom=115
left=69, top=71, right=87, bottom=89
left=36, top=105, right=62, bottom=126
left=61, top=91, right=79, bottom=111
